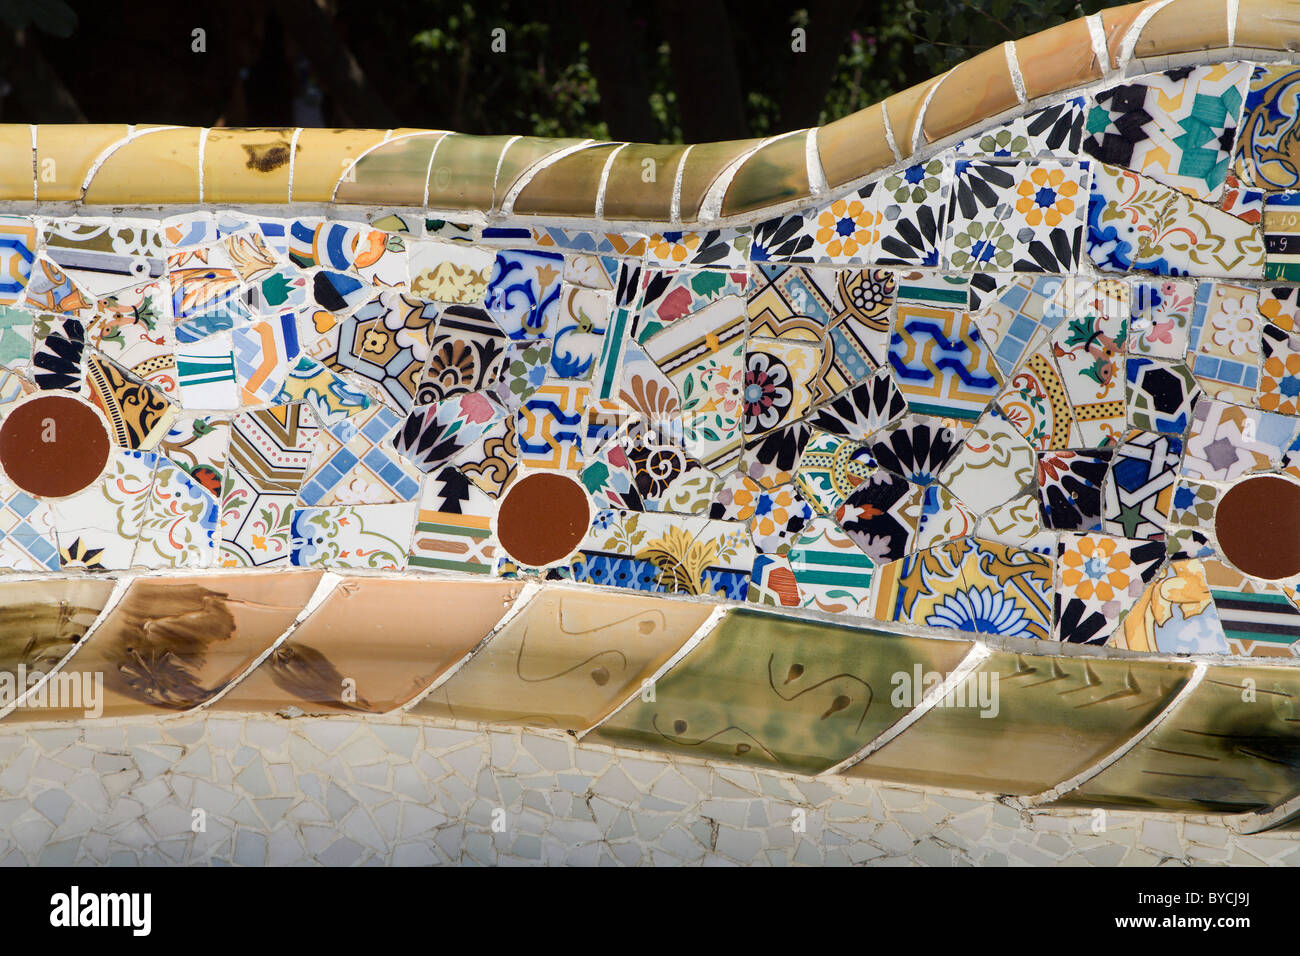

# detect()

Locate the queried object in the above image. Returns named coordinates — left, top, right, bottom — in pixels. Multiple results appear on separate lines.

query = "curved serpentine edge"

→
left=2, top=0, right=1300, bottom=832
left=0, top=0, right=1295, bottom=224
left=0, top=569, right=1297, bottom=833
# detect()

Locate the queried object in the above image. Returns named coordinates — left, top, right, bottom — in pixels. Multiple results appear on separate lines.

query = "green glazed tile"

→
left=335, top=132, right=446, bottom=206
left=591, top=608, right=971, bottom=774
left=425, top=133, right=514, bottom=211
left=511, top=143, right=619, bottom=217
left=602, top=144, right=687, bottom=221
left=848, top=651, right=1192, bottom=795
left=676, top=138, right=762, bottom=223
left=719, top=131, right=811, bottom=219
left=492, top=135, right=590, bottom=211
left=1052, top=665, right=1300, bottom=813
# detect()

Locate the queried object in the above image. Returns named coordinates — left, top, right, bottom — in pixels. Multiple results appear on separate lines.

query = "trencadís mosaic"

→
left=7, top=1, right=1300, bottom=824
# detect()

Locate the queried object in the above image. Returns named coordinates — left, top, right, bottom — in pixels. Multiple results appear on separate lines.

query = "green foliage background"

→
left=0, top=0, right=1115, bottom=141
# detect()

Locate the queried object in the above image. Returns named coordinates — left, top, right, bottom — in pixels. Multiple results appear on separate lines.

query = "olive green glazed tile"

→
left=847, top=652, right=1192, bottom=795
left=424, top=133, right=513, bottom=211
left=676, top=138, right=763, bottom=223
left=492, top=135, right=590, bottom=211
left=591, top=608, right=972, bottom=775
left=511, top=143, right=619, bottom=217
left=1051, top=665, right=1300, bottom=814
left=416, top=588, right=711, bottom=732
left=719, top=131, right=811, bottom=219
left=601, top=144, right=686, bottom=221
left=335, top=132, right=446, bottom=206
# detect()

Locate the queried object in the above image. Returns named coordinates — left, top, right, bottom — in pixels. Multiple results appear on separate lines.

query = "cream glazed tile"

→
left=52, top=448, right=158, bottom=570
left=977, top=494, right=1056, bottom=556
left=938, top=406, right=1036, bottom=515
left=291, top=500, right=419, bottom=571
left=132, top=456, right=219, bottom=569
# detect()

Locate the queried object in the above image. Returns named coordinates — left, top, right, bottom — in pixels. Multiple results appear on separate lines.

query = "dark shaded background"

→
left=0, top=0, right=1109, bottom=142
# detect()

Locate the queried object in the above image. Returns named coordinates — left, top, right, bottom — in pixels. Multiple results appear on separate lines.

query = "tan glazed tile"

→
left=4, top=573, right=322, bottom=721
left=817, top=101, right=895, bottom=189
left=921, top=45, right=1020, bottom=144
left=1014, top=18, right=1104, bottom=101
left=1131, top=0, right=1231, bottom=58
left=213, top=577, right=518, bottom=715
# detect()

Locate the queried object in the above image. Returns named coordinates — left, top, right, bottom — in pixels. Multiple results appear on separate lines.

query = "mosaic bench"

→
left=1, top=0, right=1300, bottom=832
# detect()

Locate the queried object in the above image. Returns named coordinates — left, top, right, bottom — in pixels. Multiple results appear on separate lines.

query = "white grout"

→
left=594, top=142, right=628, bottom=220
left=196, top=127, right=210, bottom=203
left=1004, top=40, right=1028, bottom=105
left=880, top=100, right=903, bottom=163
left=669, top=143, right=694, bottom=224
left=805, top=127, right=829, bottom=199
left=286, top=127, right=304, bottom=202
left=1086, top=13, right=1112, bottom=76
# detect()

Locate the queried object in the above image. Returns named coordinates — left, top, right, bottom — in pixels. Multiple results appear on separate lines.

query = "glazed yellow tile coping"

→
left=15, top=1, right=1300, bottom=221
left=425, top=132, right=515, bottom=210
left=202, top=127, right=296, bottom=204
left=34, top=124, right=129, bottom=202
left=600, top=143, right=688, bottom=221
left=674, top=136, right=764, bottom=223
left=820, top=106, right=893, bottom=191
left=1131, top=0, right=1232, bottom=59
left=290, top=128, right=390, bottom=203
left=81, top=127, right=203, bottom=205
left=881, top=75, right=945, bottom=159
left=493, top=135, right=596, bottom=212
left=920, top=44, right=1021, bottom=145
left=510, top=142, right=620, bottom=217
left=0, top=125, right=32, bottom=201
left=1235, top=0, right=1300, bottom=51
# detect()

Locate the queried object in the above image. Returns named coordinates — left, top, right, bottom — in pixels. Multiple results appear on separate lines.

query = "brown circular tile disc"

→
left=1215, top=475, right=1300, bottom=580
left=0, top=395, right=111, bottom=498
left=497, top=472, right=590, bottom=568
